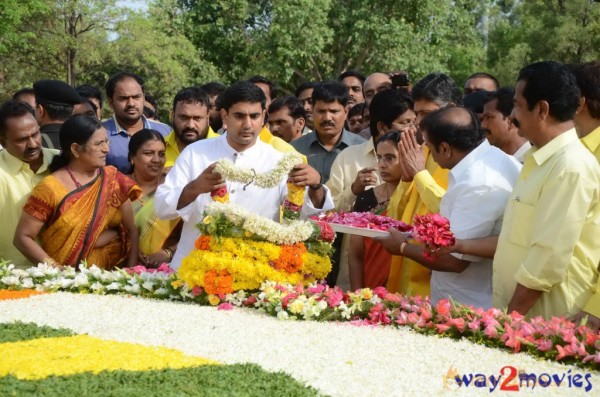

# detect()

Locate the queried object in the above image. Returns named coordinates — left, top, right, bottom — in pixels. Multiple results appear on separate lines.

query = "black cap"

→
left=463, top=90, right=490, bottom=114
left=33, top=80, right=82, bottom=106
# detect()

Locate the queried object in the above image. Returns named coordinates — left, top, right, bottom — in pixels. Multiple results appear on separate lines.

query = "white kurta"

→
left=154, top=135, right=334, bottom=269
left=431, top=140, right=522, bottom=309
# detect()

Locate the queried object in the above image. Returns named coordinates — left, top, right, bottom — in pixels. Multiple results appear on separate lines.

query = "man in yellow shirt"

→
left=493, top=61, right=600, bottom=319
left=572, top=61, right=600, bottom=328
left=0, top=100, right=58, bottom=268
left=164, top=87, right=217, bottom=169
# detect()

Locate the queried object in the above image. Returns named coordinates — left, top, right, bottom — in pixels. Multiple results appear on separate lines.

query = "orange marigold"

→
left=203, top=269, right=234, bottom=295
left=0, top=289, right=46, bottom=300
left=273, top=243, right=307, bottom=273
left=195, top=235, right=212, bottom=250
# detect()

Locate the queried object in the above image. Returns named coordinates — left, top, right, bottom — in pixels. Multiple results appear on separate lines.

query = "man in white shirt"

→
left=155, top=81, right=333, bottom=270
left=377, top=107, right=521, bottom=309
left=481, top=87, right=531, bottom=163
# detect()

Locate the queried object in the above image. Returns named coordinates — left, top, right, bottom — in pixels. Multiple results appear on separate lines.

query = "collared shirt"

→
left=40, top=123, right=62, bottom=150
left=580, top=125, right=600, bottom=317
left=164, top=127, right=220, bottom=168
left=154, top=134, right=334, bottom=270
left=493, top=129, right=600, bottom=319
left=291, top=129, right=365, bottom=183
left=511, top=141, right=532, bottom=163
left=432, top=140, right=521, bottom=309
left=326, top=138, right=380, bottom=212
left=104, top=115, right=171, bottom=173
left=0, top=147, right=58, bottom=268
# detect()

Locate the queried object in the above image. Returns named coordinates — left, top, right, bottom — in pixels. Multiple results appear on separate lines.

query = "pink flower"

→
left=132, top=265, right=148, bottom=275
left=325, top=290, right=343, bottom=307
left=192, top=285, right=203, bottom=297
left=407, top=312, right=420, bottom=324
left=436, top=324, right=451, bottom=333
left=307, top=284, right=326, bottom=295
left=281, top=293, right=298, bottom=309
left=536, top=338, right=553, bottom=352
left=483, top=324, right=499, bottom=339
left=156, top=264, right=174, bottom=274
left=217, top=302, right=234, bottom=311
left=243, top=295, right=257, bottom=307
left=372, top=286, right=388, bottom=299
left=435, top=299, right=452, bottom=317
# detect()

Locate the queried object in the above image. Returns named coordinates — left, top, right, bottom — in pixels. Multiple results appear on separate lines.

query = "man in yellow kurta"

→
left=572, top=61, right=600, bottom=327
left=493, top=61, right=600, bottom=319
left=0, top=100, right=58, bottom=268
left=385, top=73, right=463, bottom=297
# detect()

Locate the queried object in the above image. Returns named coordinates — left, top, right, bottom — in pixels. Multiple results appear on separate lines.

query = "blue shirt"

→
left=104, top=115, right=171, bottom=173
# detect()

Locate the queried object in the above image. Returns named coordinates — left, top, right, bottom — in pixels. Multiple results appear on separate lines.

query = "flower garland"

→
left=412, top=213, right=456, bottom=259
left=213, top=152, right=304, bottom=188
left=1, top=262, right=599, bottom=370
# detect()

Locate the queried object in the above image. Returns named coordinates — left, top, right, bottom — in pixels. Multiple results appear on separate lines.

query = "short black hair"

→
left=572, top=61, right=600, bottom=119
left=105, top=71, right=144, bottom=99
left=484, top=87, right=515, bottom=118
left=128, top=128, right=166, bottom=172
left=268, top=96, right=306, bottom=120
left=0, top=100, right=35, bottom=138
left=376, top=130, right=402, bottom=147
left=348, top=103, right=365, bottom=118
left=199, top=81, right=227, bottom=97
left=172, top=87, right=210, bottom=113
left=412, top=73, right=463, bottom=106
left=517, top=61, right=580, bottom=122
left=369, top=89, right=414, bottom=137
left=247, top=75, right=275, bottom=100
left=312, top=81, right=349, bottom=107
left=295, top=82, right=317, bottom=98
left=420, top=107, right=484, bottom=152
left=145, top=93, right=158, bottom=109
left=220, top=81, right=266, bottom=111
left=37, top=101, right=74, bottom=121
left=466, top=72, right=500, bottom=90
left=338, top=70, right=366, bottom=84
left=76, top=84, right=103, bottom=109
left=12, top=87, right=35, bottom=100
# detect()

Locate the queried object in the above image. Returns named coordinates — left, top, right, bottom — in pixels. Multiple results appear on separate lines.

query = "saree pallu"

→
left=23, top=166, right=141, bottom=269
left=133, top=193, right=181, bottom=256
left=386, top=150, right=448, bottom=297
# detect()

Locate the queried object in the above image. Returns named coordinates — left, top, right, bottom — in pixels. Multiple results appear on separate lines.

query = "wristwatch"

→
left=309, top=173, right=323, bottom=190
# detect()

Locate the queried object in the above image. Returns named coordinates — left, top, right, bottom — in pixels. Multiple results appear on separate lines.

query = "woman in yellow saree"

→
left=14, top=115, right=141, bottom=269
left=128, top=129, right=181, bottom=267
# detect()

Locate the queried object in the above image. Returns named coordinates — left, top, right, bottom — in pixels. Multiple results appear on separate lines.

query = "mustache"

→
left=182, top=128, right=199, bottom=134
left=320, top=121, right=335, bottom=127
left=125, top=106, right=138, bottom=111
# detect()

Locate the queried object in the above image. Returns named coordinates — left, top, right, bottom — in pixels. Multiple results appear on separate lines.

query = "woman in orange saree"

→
left=14, top=115, right=141, bottom=269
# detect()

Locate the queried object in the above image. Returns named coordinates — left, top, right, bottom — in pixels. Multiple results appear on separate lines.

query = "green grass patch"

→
left=0, top=364, right=327, bottom=397
left=0, top=322, right=74, bottom=344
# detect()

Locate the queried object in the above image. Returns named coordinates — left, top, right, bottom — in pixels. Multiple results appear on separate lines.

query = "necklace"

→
left=66, top=166, right=100, bottom=189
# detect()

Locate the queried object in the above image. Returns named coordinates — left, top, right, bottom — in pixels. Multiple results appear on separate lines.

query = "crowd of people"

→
left=1, top=60, right=600, bottom=329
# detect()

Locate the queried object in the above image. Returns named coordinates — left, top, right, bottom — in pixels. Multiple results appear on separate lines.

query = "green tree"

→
left=487, top=0, right=600, bottom=85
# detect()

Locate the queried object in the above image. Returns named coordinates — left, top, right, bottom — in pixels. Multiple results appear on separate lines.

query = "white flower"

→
left=90, top=282, right=104, bottom=292
left=124, top=284, right=141, bottom=294
left=142, top=281, right=155, bottom=291
left=106, top=282, right=122, bottom=291
left=154, top=288, right=168, bottom=295
left=73, top=273, right=90, bottom=288
left=1, top=276, right=20, bottom=286
left=277, top=310, right=290, bottom=320
left=21, top=278, right=34, bottom=289
left=12, top=269, right=29, bottom=278
left=27, top=267, right=47, bottom=278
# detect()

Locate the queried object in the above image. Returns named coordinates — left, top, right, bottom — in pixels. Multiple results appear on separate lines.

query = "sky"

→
left=117, top=0, right=148, bottom=12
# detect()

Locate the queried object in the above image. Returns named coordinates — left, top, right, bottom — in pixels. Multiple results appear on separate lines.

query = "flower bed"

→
left=1, top=262, right=599, bottom=371
left=1, top=291, right=599, bottom=396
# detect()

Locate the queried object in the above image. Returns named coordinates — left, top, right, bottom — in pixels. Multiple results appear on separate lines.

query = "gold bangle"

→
left=162, top=248, right=174, bottom=261
left=400, top=241, right=408, bottom=255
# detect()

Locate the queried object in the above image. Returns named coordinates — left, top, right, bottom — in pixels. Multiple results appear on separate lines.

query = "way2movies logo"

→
left=442, top=365, right=593, bottom=392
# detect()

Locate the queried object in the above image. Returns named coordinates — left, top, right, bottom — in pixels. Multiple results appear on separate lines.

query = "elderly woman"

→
left=128, top=129, right=181, bottom=267
left=14, top=115, right=140, bottom=269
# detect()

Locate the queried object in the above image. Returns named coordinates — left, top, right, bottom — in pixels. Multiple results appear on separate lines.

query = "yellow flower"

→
left=208, top=294, right=221, bottom=306
left=360, top=288, right=373, bottom=300
left=171, top=280, right=184, bottom=289
left=202, top=215, right=214, bottom=224
left=0, top=335, right=217, bottom=380
left=289, top=300, right=304, bottom=314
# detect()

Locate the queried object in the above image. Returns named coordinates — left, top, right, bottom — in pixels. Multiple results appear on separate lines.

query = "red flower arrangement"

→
left=314, top=221, right=335, bottom=242
left=312, top=211, right=412, bottom=232
left=210, top=186, right=229, bottom=203
left=412, top=213, right=455, bottom=259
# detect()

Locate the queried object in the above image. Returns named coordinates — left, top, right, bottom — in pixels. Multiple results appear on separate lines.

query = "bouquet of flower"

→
left=412, top=213, right=455, bottom=259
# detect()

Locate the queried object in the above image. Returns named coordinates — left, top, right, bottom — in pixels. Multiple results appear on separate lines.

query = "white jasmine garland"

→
left=205, top=202, right=314, bottom=244
left=214, top=152, right=303, bottom=188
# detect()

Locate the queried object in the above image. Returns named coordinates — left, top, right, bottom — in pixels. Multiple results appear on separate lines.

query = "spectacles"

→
left=391, top=120, right=417, bottom=131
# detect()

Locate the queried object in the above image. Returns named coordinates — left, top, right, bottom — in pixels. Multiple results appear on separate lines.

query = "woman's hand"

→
left=95, top=229, right=118, bottom=248
left=141, top=251, right=170, bottom=268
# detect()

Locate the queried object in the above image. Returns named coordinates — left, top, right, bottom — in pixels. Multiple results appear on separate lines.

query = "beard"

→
left=176, top=127, right=206, bottom=145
